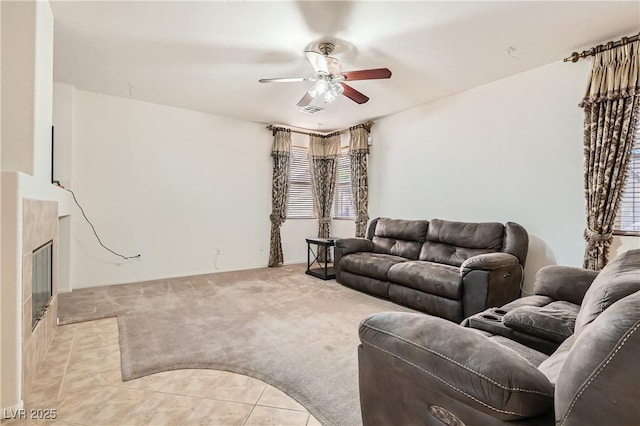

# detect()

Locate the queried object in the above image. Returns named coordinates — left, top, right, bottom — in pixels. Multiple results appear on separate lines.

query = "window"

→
left=614, top=120, right=640, bottom=235
left=333, top=147, right=355, bottom=219
left=287, top=145, right=355, bottom=220
left=287, top=146, right=314, bottom=218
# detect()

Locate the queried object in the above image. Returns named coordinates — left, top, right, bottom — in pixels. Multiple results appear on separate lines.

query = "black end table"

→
left=305, top=237, right=337, bottom=280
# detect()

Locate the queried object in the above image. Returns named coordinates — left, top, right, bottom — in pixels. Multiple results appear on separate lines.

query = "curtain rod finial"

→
left=564, top=52, right=580, bottom=63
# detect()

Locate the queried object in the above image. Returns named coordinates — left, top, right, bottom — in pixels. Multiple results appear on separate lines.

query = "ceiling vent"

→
left=299, top=105, right=324, bottom=114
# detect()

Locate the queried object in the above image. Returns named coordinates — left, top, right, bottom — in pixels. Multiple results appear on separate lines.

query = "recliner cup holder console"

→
left=467, top=307, right=509, bottom=329
left=464, top=305, right=560, bottom=355
left=481, top=314, right=502, bottom=321
left=477, top=308, right=508, bottom=322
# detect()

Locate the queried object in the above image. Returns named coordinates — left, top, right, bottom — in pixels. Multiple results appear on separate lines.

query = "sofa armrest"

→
left=460, top=253, right=523, bottom=317
left=359, top=312, right=554, bottom=421
left=335, top=237, right=373, bottom=256
left=533, top=265, right=599, bottom=305
left=460, top=252, right=521, bottom=277
left=334, top=238, right=374, bottom=281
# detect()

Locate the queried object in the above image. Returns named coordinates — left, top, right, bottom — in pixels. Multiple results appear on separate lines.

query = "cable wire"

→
left=65, top=188, right=141, bottom=260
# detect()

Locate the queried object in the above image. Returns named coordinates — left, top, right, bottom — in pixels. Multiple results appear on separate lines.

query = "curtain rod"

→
left=564, top=32, right=639, bottom=63
left=267, top=121, right=373, bottom=137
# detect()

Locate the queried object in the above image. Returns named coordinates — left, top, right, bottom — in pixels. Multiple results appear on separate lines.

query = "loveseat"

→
left=358, top=249, right=640, bottom=426
left=334, top=218, right=529, bottom=322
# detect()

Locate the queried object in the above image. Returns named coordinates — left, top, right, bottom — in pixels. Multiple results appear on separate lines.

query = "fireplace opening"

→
left=32, top=240, right=53, bottom=330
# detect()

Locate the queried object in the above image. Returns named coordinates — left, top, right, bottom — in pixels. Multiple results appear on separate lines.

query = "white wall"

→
left=67, top=90, right=277, bottom=288
left=52, top=83, right=74, bottom=293
left=32, top=1, right=54, bottom=184
left=52, top=83, right=73, bottom=187
left=0, top=0, right=53, bottom=182
left=1, top=1, right=36, bottom=176
left=370, top=59, right=637, bottom=291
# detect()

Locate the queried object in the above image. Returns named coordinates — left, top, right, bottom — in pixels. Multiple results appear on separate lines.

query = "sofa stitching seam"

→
left=363, top=341, right=530, bottom=417
left=361, top=323, right=553, bottom=396
left=559, top=321, right=640, bottom=425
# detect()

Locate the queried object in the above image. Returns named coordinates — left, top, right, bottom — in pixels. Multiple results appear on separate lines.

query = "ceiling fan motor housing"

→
left=318, top=42, right=335, bottom=56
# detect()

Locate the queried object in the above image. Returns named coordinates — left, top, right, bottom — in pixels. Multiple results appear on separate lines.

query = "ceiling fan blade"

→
left=343, top=68, right=392, bottom=81
left=305, top=51, right=328, bottom=74
left=341, top=83, right=369, bottom=104
left=297, top=92, right=314, bottom=107
left=259, top=77, right=309, bottom=83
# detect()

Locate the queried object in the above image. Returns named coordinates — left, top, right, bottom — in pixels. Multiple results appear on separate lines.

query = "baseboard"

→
left=2, top=400, right=24, bottom=419
left=69, top=262, right=309, bottom=290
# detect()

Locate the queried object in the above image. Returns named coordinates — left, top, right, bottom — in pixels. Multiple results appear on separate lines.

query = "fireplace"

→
left=20, top=199, right=59, bottom=402
left=31, top=241, right=53, bottom=330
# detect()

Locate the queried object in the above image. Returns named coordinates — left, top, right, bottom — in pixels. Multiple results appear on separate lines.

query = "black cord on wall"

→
left=64, top=188, right=141, bottom=260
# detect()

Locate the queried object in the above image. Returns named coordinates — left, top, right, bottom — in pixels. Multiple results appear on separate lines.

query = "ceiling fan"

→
left=258, top=42, right=392, bottom=107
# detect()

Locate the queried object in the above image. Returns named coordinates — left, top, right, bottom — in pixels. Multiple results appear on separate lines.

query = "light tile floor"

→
left=2, top=318, right=321, bottom=426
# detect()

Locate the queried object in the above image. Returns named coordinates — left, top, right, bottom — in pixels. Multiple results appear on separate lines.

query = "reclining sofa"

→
left=358, top=249, right=640, bottom=425
left=335, top=218, right=529, bottom=322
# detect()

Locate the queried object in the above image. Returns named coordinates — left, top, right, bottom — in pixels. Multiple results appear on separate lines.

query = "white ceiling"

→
left=51, top=1, right=640, bottom=131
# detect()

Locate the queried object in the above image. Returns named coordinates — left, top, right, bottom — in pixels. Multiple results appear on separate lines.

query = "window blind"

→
left=287, top=146, right=355, bottom=220
left=287, top=146, right=314, bottom=219
left=333, top=147, right=355, bottom=219
left=614, top=119, right=640, bottom=234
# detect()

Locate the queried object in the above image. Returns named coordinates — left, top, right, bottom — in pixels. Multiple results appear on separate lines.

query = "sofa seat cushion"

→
left=503, top=301, right=580, bottom=343
left=339, top=252, right=407, bottom=281
left=388, top=261, right=462, bottom=300
left=537, top=335, right=576, bottom=386
left=338, top=271, right=390, bottom=298
left=487, top=335, right=549, bottom=367
left=388, top=284, right=464, bottom=322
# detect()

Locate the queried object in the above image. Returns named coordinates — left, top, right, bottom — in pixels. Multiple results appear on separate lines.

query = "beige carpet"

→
left=58, top=264, right=416, bottom=426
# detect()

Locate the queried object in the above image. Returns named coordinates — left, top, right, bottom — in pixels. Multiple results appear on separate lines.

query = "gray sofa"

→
left=358, top=249, right=640, bottom=426
left=335, top=218, right=529, bottom=322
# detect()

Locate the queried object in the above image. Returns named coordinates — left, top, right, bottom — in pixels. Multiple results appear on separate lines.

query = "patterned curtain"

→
left=582, top=40, right=640, bottom=270
left=268, top=129, right=292, bottom=267
left=349, top=125, right=370, bottom=237
left=309, top=133, right=340, bottom=261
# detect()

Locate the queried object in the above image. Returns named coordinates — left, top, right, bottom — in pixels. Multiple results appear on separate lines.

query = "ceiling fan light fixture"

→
left=323, top=91, right=336, bottom=103
left=322, top=83, right=344, bottom=103
left=324, top=89, right=338, bottom=103
left=309, top=79, right=329, bottom=97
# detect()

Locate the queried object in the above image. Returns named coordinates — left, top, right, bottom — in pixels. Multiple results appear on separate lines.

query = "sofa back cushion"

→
left=419, top=219, right=504, bottom=266
left=371, top=218, right=428, bottom=260
left=502, top=222, right=529, bottom=266
left=554, top=289, right=640, bottom=426
left=574, top=249, right=640, bottom=334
